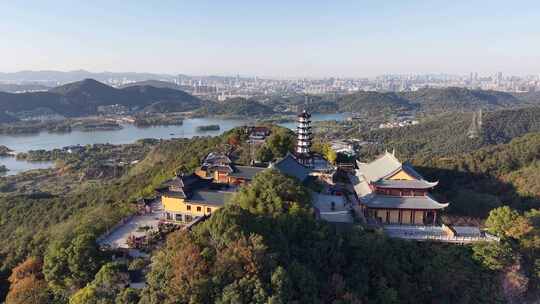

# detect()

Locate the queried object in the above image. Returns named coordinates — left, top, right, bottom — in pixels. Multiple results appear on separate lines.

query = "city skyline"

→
left=2, top=0, right=540, bottom=77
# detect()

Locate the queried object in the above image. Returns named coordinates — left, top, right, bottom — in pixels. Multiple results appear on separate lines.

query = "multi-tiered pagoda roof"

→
left=353, top=151, right=448, bottom=224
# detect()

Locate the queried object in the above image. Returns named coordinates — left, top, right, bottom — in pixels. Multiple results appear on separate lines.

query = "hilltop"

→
left=118, top=80, right=190, bottom=91
left=0, top=79, right=203, bottom=117
left=331, top=87, right=528, bottom=115
left=403, top=87, right=521, bottom=112
left=0, top=70, right=175, bottom=84
left=336, top=91, right=413, bottom=114
left=197, top=97, right=275, bottom=117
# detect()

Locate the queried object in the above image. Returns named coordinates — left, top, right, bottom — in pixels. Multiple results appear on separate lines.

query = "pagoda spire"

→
left=296, top=107, right=313, bottom=166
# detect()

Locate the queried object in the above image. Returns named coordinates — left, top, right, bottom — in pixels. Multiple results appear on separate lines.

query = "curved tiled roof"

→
left=373, top=179, right=438, bottom=189
left=229, top=165, right=266, bottom=180
left=353, top=151, right=448, bottom=211
left=270, top=152, right=311, bottom=182
left=190, top=190, right=234, bottom=206
left=357, top=152, right=402, bottom=182
left=363, top=194, right=449, bottom=210
left=357, top=152, right=436, bottom=185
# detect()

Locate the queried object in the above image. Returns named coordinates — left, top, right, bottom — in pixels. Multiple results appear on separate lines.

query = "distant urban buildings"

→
left=2, top=72, right=539, bottom=101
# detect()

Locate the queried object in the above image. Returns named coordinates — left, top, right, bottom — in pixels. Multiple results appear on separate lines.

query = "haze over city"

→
left=2, top=0, right=540, bottom=77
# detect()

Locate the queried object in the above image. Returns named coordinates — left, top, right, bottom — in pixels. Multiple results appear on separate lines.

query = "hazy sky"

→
left=1, top=0, right=539, bottom=77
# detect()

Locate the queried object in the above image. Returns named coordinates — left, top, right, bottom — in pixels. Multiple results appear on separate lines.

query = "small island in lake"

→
left=133, top=114, right=184, bottom=127
left=0, top=164, right=8, bottom=174
left=197, top=124, right=220, bottom=131
left=0, top=145, right=14, bottom=157
left=72, top=121, right=123, bottom=132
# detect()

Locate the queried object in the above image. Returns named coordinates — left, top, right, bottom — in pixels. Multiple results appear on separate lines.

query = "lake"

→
left=0, top=113, right=348, bottom=175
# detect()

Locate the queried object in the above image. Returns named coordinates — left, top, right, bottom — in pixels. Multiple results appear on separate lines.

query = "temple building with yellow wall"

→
left=352, top=151, right=448, bottom=225
left=157, top=173, right=234, bottom=224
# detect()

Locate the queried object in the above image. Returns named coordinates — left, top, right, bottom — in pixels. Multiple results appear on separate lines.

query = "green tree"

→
left=255, top=145, right=274, bottom=163
left=485, top=206, right=522, bottom=238
left=68, top=262, right=129, bottom=304
left=43, top=233, right=104, bottom=296
left=217, top=276, right=268, bottom=304
left=472, top=241, right=514, bottom=270
left=233, top=169, right=311, bottom=216
left=323, top=144, right=337, bottom=164
left=268, top=266, right=292, bottom=304
left=115, top=288, right=140, bottom=304
left=266, top=127, right=295, bottom=158
left=69, top=285, right=98, bottom=304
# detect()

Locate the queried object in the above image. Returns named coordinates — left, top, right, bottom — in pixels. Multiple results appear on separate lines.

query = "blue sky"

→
left=1, top=0, right=539, bottom=77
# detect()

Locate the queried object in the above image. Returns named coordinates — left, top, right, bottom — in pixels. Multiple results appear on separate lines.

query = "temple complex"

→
left=195, top=152, right=265, bottom=185
left=353, top=151, right=448, bottom=225
left=157, top=173, right=234, bottom=224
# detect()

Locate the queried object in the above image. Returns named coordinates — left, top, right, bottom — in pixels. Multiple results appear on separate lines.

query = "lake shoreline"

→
left=0, top=113, right=349, bottom=175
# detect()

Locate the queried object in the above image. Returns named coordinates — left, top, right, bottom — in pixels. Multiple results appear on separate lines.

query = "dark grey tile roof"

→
left=161, top=190, right=187, bottom=199
left=229, top=165, right=265, bottom=180
left=208, top=164, right=233, bottom=173
left=189, top=190, right=234, bottom=206
left=373, top=179, right=438, bottom=189
left=363, top=194, right=448, bottom=210
left=203, top=152, right=231, bottom=165
left=271, top=153, right=311, bottom=182
left=160, top=173, right=212, bottom=198
left=357, top=152, right=435, bottom=184
left=165, top=173, right=201, bottom=188
left=357, top=152, right=403, bottom=182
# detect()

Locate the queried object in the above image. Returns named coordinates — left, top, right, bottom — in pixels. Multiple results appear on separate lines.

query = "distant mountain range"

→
left=1, top=78, right=539, bottom=124
left=0, top=70, right=177, bottom=84
left=0, top=79, right=203, bottom=122
left=0, top=83, right=51, bottom=93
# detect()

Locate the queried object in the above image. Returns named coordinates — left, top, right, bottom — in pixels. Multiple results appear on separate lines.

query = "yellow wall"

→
left=162, top=196, right=186, bottom=213
left=371, top=209, right=427, bottom=225
left=376, top=210, right=386, bottom=222
left=414, top=211, right=424, bottom=224
left=388, top=169, right=415, bottom=181
left=162, top=195, right=219, bottom=216
left=401, top=210, right=412, bottom=224
left=389, top=210, right=399, bottom=224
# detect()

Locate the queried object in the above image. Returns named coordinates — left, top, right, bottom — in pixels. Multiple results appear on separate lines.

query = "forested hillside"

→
left=0, top=79, right=203, bottom=117
left=358, top=106, right=540, bottom=159
left=336, top=91, right=414, bottom=115
left=1, top=81, right=538, bottom=122
left=403, top=87, right=521, bottom=112
left=413, top=132, right=540, bottom=218
left=197, top=97, right=275, bottom=117
left=1, top=125, right=539, bottom=303
left=298, top=87, right=535, bottom=115
left=0, top=136, right=226, bottom=300
left=140, top=170, right=503, bottom=304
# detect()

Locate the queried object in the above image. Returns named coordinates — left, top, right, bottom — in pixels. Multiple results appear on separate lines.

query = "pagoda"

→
left=296, top=109, right=313, bottom=166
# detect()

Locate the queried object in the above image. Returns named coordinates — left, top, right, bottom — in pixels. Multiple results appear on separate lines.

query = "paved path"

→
left=98, top=201, right=163, bottom=250
left=313, top=192, right=353, bottom=223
